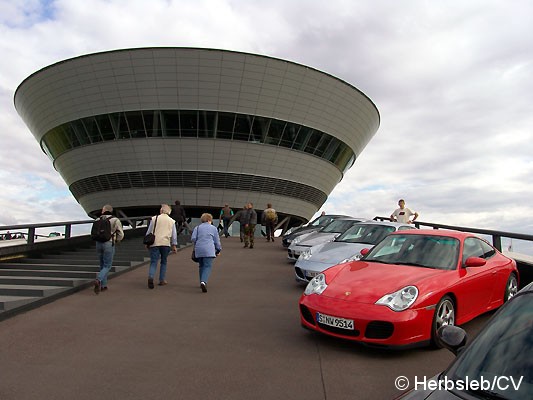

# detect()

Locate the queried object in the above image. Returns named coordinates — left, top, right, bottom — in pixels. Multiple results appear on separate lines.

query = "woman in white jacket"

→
left=145, top=204, right=178, bottom=289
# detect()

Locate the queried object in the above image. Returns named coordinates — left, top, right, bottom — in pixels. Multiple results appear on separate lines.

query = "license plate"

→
left=316, top=312, right=354, bottom=330
left=306, top=271, right=319, bottom=278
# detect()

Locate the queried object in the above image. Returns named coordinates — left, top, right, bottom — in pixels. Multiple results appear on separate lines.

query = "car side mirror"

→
left=464, top=257, right=486, bottom=268
left=436, top=325, right=467, bottom=356
left=360, top=248, right=370, bottom=256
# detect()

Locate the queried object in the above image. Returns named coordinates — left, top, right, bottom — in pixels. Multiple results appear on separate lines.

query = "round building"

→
left=14, top=48, right=380, bottom=228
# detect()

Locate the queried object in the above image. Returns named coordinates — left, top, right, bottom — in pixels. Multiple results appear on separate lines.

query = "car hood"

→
left=298, top=232, right=338, bottom=247
left=307, top=242, right=369, bottom=263
left=398, top=388, right=460, bottom=400
left=323, top=261, right=447, bottom=304
left=286, top=227, right=319, bottom=240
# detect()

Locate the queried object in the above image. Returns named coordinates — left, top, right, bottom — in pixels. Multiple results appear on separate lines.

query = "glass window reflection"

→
left=42, top=109, right=355, bottom=172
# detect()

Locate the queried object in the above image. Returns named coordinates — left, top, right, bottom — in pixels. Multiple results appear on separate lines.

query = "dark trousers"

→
left=265, top=221, right=275, bottom=240
left=222, top=217, right=231, bottom=237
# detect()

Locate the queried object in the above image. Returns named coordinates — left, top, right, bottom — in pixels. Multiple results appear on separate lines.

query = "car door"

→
left=456, top=237, right=498, bottom=320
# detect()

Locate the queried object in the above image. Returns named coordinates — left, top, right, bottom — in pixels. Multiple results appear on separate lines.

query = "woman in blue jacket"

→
left=191, top=213, right=222, bottom=292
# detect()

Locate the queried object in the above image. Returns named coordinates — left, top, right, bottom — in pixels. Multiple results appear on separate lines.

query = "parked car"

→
left=299, top=229, right=519, bottom=348
left=396, top=281, right=533, bottom=399
left=282, top=214, right=350, bottom=248
left=287, top=217, right=367, bottom=262
left=294, top=221, right=415, bottom=283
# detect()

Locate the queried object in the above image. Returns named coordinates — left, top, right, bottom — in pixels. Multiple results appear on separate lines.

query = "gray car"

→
left=282, top=214, right=349, bottom=248
left=287, top=217, right=367, bottom=261
left=294, top=221, right=415, bottom=283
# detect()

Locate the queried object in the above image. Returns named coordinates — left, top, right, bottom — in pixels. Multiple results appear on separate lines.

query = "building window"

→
left=41, top=109, right=355, bottom=173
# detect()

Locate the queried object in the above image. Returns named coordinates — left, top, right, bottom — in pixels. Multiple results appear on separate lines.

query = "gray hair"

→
left=201, top=213, right=213, bottom=223
left=102, top=204, right=113, bottom=213
left=160, top=204, right=171, bottom=215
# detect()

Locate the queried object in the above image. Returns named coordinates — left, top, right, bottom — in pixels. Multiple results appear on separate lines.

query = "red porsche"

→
left=299, top=229, right=519, bottom=348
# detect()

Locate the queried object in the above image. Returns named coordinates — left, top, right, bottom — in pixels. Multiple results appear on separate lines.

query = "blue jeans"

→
left=96, top=241, right=115, bottom=287
left=149, top=246, right=171, bottom=281
left=198, top=257, right=215, bottom=283
left=222, top=217, right=231, bottom=236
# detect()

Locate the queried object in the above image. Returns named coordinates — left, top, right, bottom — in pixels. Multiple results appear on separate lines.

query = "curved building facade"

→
left=14, top=48, right=380, bottom=226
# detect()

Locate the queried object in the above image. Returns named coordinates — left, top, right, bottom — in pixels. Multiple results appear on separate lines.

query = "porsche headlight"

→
left=292, top=236, right=302, bottom=245
left=339, top=254, right=361, bottom=264
left=304, top=273, right=328, bottom=296
left=300, top=249, right=312, bottom=260
left=376, top=286, right=418, bottom=311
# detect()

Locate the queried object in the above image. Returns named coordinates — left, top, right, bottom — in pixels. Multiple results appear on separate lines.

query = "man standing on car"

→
left=390, top=199, right=419, bottom=224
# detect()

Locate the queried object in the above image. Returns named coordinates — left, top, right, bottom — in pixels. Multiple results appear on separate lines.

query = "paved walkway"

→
left=0, top=237, right=490, bottom=400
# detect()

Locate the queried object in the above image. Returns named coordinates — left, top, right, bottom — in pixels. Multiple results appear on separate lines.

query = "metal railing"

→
left=2, top=215, right=532, bottom=254
left=0, top=216, right=152, bottom=245
left=374, top=216, right=533, bottom=252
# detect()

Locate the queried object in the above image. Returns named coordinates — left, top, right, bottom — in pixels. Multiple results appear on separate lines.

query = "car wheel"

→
left=431, top=295, right=455, bottom=348
left=504, top=273, right=518, bottom=302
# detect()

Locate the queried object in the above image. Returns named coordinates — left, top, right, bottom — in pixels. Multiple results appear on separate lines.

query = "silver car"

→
left=287, top=217, right=367, bottom=261
left=294, top=221, right=415, bottom=283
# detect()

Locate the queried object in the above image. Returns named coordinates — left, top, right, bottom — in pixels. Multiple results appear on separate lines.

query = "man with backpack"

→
left=91, top=204, right=124, bottom=294
left=262, top=203, right=278, bottom=242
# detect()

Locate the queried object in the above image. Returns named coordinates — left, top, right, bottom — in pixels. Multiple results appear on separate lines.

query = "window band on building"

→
left=42, top=110, right=356, bottom=173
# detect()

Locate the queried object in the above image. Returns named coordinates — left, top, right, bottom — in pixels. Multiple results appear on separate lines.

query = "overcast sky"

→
left=1, top=0, right=532, bottom=245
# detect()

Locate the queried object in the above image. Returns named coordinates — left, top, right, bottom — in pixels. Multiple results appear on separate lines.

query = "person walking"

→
left=228, top=205, right=247, bottom=242
left=262, top=203, right=278, bottom=242
left=191, top=213, right=222, bottom=293
left=93, top=204, right=124, bottom=294
left=170, top=200, right=191, bottom=235
left=219, top=204, right=234, bottom=238
left=145, top=204, right=178, bottom=289
left=241, top=202, right=257, bottom=249
left=390, top=199, right=419, bottom=224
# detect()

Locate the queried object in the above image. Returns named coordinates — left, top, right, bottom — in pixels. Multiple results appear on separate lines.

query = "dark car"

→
left=396, top=281, right=533, bottom=399
left=282, top=214, right=349, bottom=248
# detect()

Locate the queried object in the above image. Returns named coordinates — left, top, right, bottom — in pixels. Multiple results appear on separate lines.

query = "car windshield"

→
left=335, top=224, right=395, bottom=244
left=363, top=234, right=459, bottom=270
left=444, top=293, right=533, bottom=399
left=312, top=215, right=337, bottom=227
left=320, top=219, right=359, bottom=234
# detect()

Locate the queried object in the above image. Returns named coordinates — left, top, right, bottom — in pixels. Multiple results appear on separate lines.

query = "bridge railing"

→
left=0, top=216, right=153, bottom=245
left=374, top=216, right=533, bottom=252
left=2, top=215, right=532, bottom=254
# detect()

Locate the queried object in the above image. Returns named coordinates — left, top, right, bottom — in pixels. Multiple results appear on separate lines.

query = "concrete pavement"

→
left=0, top=237, right=491, bottom=400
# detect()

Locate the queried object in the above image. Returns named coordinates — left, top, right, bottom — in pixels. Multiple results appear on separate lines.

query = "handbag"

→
left=143, top=215, right=158, bottom=246
left=191, top=248, right=199, bottom=262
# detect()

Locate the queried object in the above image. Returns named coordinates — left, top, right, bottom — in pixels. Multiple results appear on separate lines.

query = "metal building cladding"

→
left=14, top=48, right=380, bottom=228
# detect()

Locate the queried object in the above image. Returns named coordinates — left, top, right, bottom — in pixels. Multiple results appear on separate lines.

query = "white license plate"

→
left=306, top=271, right=319, bottom=278
left=316, top=312, right=354, bottom=330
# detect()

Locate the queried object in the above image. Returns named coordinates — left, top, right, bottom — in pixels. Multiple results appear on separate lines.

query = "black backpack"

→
left=91, top=216, right=113, bottom=242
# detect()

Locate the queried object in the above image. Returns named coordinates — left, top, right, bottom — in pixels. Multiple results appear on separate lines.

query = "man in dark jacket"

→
left=170, top=200, right=190, bottom=234
left=241, top=202, right=257, bottom=249
left=229, top=205, right=247, bottom=242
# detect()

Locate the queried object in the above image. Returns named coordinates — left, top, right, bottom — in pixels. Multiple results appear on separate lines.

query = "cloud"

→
left=0, top=0, right=532, bottom=240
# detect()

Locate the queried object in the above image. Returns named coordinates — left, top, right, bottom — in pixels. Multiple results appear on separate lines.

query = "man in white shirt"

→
left=390, top=199, right=419, bottom=224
